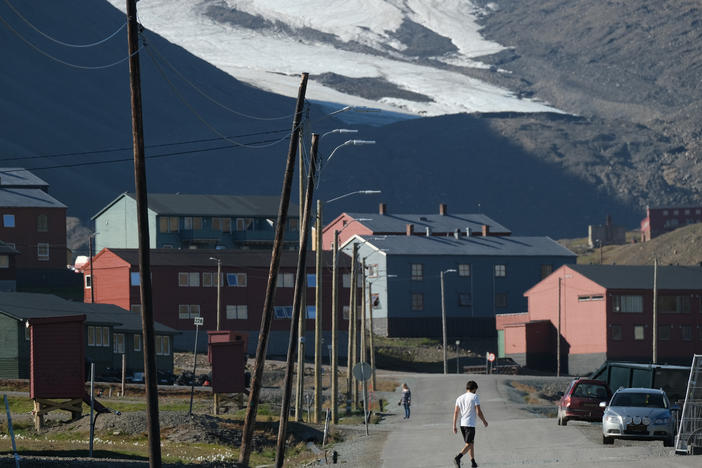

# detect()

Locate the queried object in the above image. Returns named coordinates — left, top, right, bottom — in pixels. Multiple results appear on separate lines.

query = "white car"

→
left=601, top=387, right=675, bottom=446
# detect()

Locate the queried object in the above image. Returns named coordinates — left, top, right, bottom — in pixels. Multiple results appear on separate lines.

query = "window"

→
left=0, top=255, right=8, bottom=268
left=113, top=333, right=125, bottom=354
left=102, top=327, right=110, bottom=347
left=25, top=326, right=29, bottom=341
left=658, top=295, right=691, bottom=314
left=134, top=334, right=142, bottom=351
left=673, top=210, right=679, bottom=215
left=130, top=304, right=141, bottom=314
left=277, top=272, right=294, bottom=288
left=658, top=325, right=671, bottom=341
left=131, top=272, right=140, bottom=286
left=184, top=217, right=193, bottom=230
left=613, top=295, right=643, bottom=313
left=227, top=272, right=247, bottom=287
left=459, top=293, right=472, bottom=307
left=540, top=264, right=553, bottom=279
left=367, top=264, right=379, bottom=278
left=306, top=305, right=316, bottom=319
left=169, top=217, right=179, bottom=232
left=156, top=336, right=170, bottom=355
left=274, top=306, right=293, bottom=319
left=178, top=272, right=200, bottom=287
left=2, top=214, right=14, bottom=227
left=371, top=293, right=380, bottom=309
left=342, top=305, right=350, bottom=320
left=663, top=210, right=669, bottom=216
left=495, top=293, right=508, bottom=308
left=88, top=326, right=95, bottom=346
left=342, top=273, right=351, bottom=288
left=37, top=214, right=48, bottom=232
left=226, top=305, right=248, bottom=320
left=202, top=272, right=220, bottom=287
left=189, top=305, right=200, bottom=318
left=682, top=325, right=693, bottom=341
left=685, top=209, right=691, bottom=215
left=495, top=264, right=506, bottom=277
left=458, top=264, right=470, bottom=277
left=411, top=263, right=423, bottom=281
left=236, top=218, right=254, bottom=231
left=159, top=216, right=179, bottom=232
left=411, top=293, right=423, bottom=310
left=178, top=304, right=190, bottom=319
left=578, top=295, right=604, bottom=302
left=85, top=275, right=92, bottom=288
left=37, top=243, right=49, bottom=261
left=212, top=217, right=231, bottom=232
left=89, top=326, right=110, bottom=347
left=634, top=325, right=645, bottom=341
left=610, top=324, right=622, bottom=341
left=307, top=274, right=316, bottom=287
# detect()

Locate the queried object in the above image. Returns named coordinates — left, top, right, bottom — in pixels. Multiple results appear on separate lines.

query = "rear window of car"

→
left=572, top=383, right=609, bottom=399
left=611, top=392, right=667, bottom=408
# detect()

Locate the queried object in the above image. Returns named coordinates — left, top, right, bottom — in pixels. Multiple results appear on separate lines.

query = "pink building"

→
left=497, top=264, right=702, bottom=375
left=640, top=206, right=702, bottom=241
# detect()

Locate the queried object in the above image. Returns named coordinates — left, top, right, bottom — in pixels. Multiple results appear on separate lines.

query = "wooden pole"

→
left=295, top=116, right=308, bottom=422
left=126, top=2, right=160, bottom=465
left=361, top=258, right=367, bottom=366
left=652, top=258, right=658, bottom=364
left=331, top=230, right=339, bottom=423
left=121, top=353, right=126, bottom=397
left=557, top=276, right=561, bottom=377
left=239, top=72, right=308, bottom=467
left=313, top=199, right=323, bottom=423
left=441, top=270, right=448, bottom=375
left=347, top=243, right=358, bottom=412
left=214, top=258, right=221, bottom=415
left=275, top=133, right=319, bottom=467
left=89, top=235, right=94, bottom=303
left=368, top=279, right=376, bottom=390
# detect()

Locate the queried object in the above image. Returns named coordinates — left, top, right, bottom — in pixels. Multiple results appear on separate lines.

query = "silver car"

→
left=601, top=387, right=675, bottom=446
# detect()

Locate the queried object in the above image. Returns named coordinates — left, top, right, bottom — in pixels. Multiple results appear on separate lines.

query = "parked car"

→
left=557, top=378, right=611, bottom=425
left=601, top=387, right=675, bottom=446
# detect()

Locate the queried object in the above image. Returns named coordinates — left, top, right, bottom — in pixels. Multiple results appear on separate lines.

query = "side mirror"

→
left=599, top=401, right=607, bottom=408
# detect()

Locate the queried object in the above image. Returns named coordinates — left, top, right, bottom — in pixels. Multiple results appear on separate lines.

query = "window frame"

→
left=613, top=295, right=644, bottom=313
left=2, top=214, right=15, bottom=228
left=610, top=324, right=623, bottom=341
left=134, top=334, right=142, bottom=352
left=37, top=243, right=49, bottom=261
left=113, top=333, right=125, bottom=354
left=634, top=325, right=645, bottom=341
left=410, top=263, right=423, bottom=281
left=495, top=264, right=506, bottom=277
left=37, top=214, right=48, bottom=232
left=458, top=264, right=470, bottom=277
left=411, top=292, right=423, bottom=311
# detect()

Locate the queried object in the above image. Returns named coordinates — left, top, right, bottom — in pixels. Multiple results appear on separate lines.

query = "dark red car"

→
left=557, top=378, right=611, bottom=425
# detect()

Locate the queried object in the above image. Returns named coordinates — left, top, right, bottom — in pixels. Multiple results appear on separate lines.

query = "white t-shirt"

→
left=455, top=391, right=480, bottom=427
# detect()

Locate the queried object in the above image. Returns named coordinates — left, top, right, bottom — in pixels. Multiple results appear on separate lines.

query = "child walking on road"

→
left=399, top=383, right=412, bottom=419
left=452, top=380, right=488, bottom=468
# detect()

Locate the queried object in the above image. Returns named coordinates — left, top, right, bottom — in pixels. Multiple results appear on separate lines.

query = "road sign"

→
left=487, top=352, right=496, bottom=362
left=194, top=317, right=204, bottom=326
left=352, top=362, right=372, bottom=382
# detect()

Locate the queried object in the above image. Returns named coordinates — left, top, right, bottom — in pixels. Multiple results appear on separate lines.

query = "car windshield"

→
left=611, top=392, right=667, bottom=408
left=572, top=383, right=608, bottom=399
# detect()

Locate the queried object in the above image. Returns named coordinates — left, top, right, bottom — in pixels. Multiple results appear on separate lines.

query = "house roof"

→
left=569, top=264, right=702, bottom=290
left=0, top=168, right=49, bottom=188
left=342, top=212, right=511, bottom=234
left=0, top=292, right=176, bottom=334
left=344, top=234, right=576, bottom=257
left=0, top=188, right=66, bottom=208
left=103, top=248, right=348, bottom=269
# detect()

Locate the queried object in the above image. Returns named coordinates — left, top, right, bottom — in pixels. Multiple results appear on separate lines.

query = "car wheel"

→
left=602, top=435, right=614, bottom=445
left=664, top=437, right=674, bottom=447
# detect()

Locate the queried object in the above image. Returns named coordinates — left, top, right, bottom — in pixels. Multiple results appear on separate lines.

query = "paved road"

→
left=354, top=373, right=702, bottom=468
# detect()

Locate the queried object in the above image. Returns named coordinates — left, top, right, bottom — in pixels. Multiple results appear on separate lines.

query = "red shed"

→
left=207, top=330, right=248, bottom=364
left=209, top=340, right=246, bottom=393
left=29, top=315, right=85, bottom=399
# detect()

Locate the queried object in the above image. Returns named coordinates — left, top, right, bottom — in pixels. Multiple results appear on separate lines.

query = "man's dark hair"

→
left=466, top=380, right=478, bottom=391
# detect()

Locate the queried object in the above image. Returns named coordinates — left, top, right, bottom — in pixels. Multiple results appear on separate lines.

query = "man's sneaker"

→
left=471, top=460, right=478, bottom=468
left=454, top=455, right=461, bottom=467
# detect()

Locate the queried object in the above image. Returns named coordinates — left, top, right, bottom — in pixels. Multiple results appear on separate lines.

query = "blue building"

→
left=341, top=230, right=576, bottom=339
left=92, top=193, right=299, bottom=252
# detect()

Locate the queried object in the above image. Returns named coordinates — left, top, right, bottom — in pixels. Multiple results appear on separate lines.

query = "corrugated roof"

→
left=0, top=168, right=49, bottom=188
left=0, top=188, right=66, bottom=208
left=347, top=234, right=576, bottom=257
left=569, top=264, right=702, bottom=290
left=344, top=212, right=511, bottom=234
left=106, top=248, right=348, bottom=269
left=125, top=193, right=298, bottom=217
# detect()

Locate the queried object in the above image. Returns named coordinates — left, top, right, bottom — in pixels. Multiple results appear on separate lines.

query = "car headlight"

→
left=654, top=417, right=670, bottom=424
left=605, top=415, right=620, bottom=423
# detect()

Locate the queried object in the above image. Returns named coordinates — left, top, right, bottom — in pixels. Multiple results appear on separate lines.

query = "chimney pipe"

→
left=439, top=203, right=447, bottom=215
left=406, top=224, right=414, bottom=236
left=482, top=224, right=490, bottom=236
left=379, top=203, right=386, bottom=215
left=425, top=226, right=431, bottom=237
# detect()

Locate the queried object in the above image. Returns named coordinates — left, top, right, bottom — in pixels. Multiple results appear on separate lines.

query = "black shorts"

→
left=460, top=426, right=475, bottom=443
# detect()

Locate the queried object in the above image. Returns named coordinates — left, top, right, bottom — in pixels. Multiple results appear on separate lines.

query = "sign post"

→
left=189, top=316, right=204, bottom=416
left=486, top=352, right=496, bottom=374
left=352, top=362, right=372, bottom=435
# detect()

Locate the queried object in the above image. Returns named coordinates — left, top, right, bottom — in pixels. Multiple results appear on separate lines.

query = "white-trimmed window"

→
left=342, top=305, right=350, bottom=320
left=411, top=293, right=423, bottom=310
left=411, top=263, right=423, bottom=281
left=495, top=264, right=506, bottom=277
left=159, top=216, right=179, bottom=233
left=0, top=255, right=10, bottom=269
left=113, top=333, right=125, bottom=353
left=184, top=217, right=193, bottom=230
left=613, top=295, right=643, bottom=313
left=226, top=305, right=248, bottom=320
left=178, top=272, right=200, bottom=287
left=156, top=336, right=170, bottom=355
left=342, top=273, right=351, bottom=288
left=236, top=218, right=254, bottom=231
left=367, top=264, right=379, bottom=278
left=130, top=272, right=140, bottom=286
left=37, top=243, right=49, bottom=261
left=212, top=217, right=231, bottom=232
left=277, top=272, right=294, bottom=288
left=84, top=275, right=92, bottom=289
left=2, top=214, right=14, bottom=227
left=274, top=306, right=293, bottom=319
left=37, top=214, right=48, bottom=232
left=458, top=264, right=470, bottom=277
left=202, top=272, right=220, bottom=287
left=178, top=304, right=200, bottom=319
left=134, top=334, right=142, bottom=351
left=634, top=325, right=645, bottom=341
left=227, top=272, right=247, bottom=287
left=88, top=326, right=95, bottom=346
left=88, top=326, right=110, bottom=347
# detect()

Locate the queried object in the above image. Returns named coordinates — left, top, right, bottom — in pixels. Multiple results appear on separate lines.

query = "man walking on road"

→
left=452, top=380, right=488, bottom=468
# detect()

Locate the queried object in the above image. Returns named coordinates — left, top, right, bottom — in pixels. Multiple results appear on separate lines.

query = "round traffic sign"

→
left=352, top=362, right=372, bottom=382
left=487, top=352, right=496, bottom=362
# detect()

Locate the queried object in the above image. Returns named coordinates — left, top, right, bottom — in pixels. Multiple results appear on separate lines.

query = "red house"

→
left=497, top=264, right=702, bottom=375
left=640, top=205, right=702, bottom=241
left=83, top=248, right=351, bottom=355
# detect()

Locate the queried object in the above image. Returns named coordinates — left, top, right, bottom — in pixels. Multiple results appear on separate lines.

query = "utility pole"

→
left=295, top=110, right=309, bottom=423
left=275, top=134, right=319, bottom=467
left=360, top=258, right=368, bottom=415
left=368, top=279, right=376, bottom=390
left=557, top=277, right=561, bottom=377
left=89, top=234, right=94, bottom=303
left=347, top=243, right=358, bottom=411
left=313, top=199, right=323, bottom=423
left=331, top=230, right=339, bottom=423
left=214, top=257, right=222, bottom=415
left=126, top=1, right=160, bottom=466
left=652, top=258, right=658, bottom=364
left=441, top=270, right=448, bottom=375
left=239, top=72, right=308, bottom=467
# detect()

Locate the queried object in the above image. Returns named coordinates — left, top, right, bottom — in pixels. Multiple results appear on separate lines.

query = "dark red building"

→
left=83, top=248, right=352, bottom=355
left=640, top=205, right=702, bottom=241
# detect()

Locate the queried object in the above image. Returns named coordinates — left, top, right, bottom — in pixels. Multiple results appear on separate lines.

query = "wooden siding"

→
left=0, top=315, right=19, bottom=378
left=0, top=206, right=67, bottom=269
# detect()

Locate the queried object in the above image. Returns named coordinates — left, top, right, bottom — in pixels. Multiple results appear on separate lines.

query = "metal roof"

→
left=346, top=234, right=576, bottom=257
left=344, top=212, right=511, bottom=234
left=130, top=193, right=297, bottom=217
left=569, top=264, right=702, bottom=290
left=0, top=168, right=49, bottom=188
left=0, top=188, right=66, bottom=208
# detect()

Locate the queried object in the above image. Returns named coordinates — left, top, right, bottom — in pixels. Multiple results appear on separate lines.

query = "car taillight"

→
left=564, top=396, right=571, bottom=407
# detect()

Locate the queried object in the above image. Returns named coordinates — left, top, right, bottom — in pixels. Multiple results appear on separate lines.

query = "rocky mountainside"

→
left=467, top=0, right=702, bottom=209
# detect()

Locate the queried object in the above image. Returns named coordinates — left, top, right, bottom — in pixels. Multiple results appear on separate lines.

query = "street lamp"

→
left=322, top=128, right=358, bottom=140
left=326, top=140, right=376, bottom=164
left=441, top=269, right=457, bottom=375
left=326, top=190, right=381, bottom=204
left=208, top=257, right=222, bottom=331
left=456, top=340, right=461, bottom=374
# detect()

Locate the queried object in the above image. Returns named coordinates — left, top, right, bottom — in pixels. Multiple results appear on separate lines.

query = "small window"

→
left=102, top=327, right=110, bottom=347
left=159, top=217, right=169, bottom=233
left=189, top=272, right=199, bottom=287
left=371, top=293, right=380, bottom=309
left=37, top=214, right=48, bottom=232
left=682, top=325, right=692, bottom=341
left=178, top=272, right=188, bottom=287
left=0, top=255, right=8, bottom=268
left=130, top=304, right=141, bottom=314
left=184, top=217, right=193, bottom=230
left=658, top=325, right=671, bottom=341
left=411, top=264, right=423, bottom=281
left=634, top=325, right=645, bottom=341
left=411, top=293, right=423, bottom=310
left=156, top=336, right=170, bottom=355
left=495, top=264, right=506, bottom=277
left=131, top=272, right=140, bottom=286
left=236, top=218, right=254, bottom=231
left=189, top=304, right=200, bottom=319
left=307, top=274, right=316, bottom=287
left=226, top=305, right=248, bottom=320
left=663, top=210, right=669, bottom=216
left=134, top=334, right=142, bottom=351
left=342, top=273, right=351, bottom=288
left=306, top=305, right=316, bottom=319
left=95, top=326, right=102, bottom=346
left=458, top=264, right=470, bottom=277
left=540, top=264, right=553, bottom=279
left=88, top=326, right=95, bottom=346
left=227, top=273, right=247, bottom=287
left=169, top=216, right=179, bottom=232
left=342, top=305, right=350, bottom=320
left=37, top=243, right=49, bottom=261
left=673, top=210, right=679, bottom=215
left=610, top=324, right=622, bottom=341
left=495, top=293, right=508, bottom=308
left=277, top=272, right=294, bottom=288
left=85, top=275, right=92, bottom=288
left=3, top=214, right=15, bottom=227
left=25, top=326, right=29, bottom=341
left=202, top=272, right=215, bottom=287
left=178, top=304, right=190, bottom=319
left=459, top=293, right=472, bottom=307
left=113, top=333, right=125, bottom=354
left=367, top=264, right=379, bottom=278
left=274, top=306, right=293, bottom=319
left=685, top=209, right=691, bottom=215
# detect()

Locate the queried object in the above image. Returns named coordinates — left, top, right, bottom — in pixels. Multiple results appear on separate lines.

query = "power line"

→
left=3, top=0, right=126, bottom=48
left=0, top=11, right=143, bottom=70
